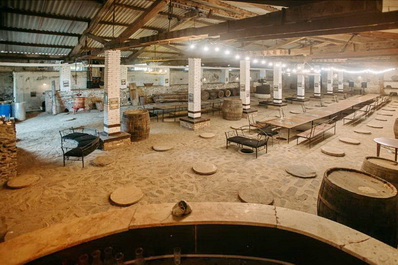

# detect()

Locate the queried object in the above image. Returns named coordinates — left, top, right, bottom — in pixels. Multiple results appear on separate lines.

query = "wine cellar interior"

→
left=1, top=0, right=398, bottom=264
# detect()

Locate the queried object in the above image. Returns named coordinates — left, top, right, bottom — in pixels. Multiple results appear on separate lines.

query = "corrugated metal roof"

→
left=1, top=31, right=78, bottom=46
left=0, top=44, right=70, bottom=56
left=4, top=0, right=101, bottom=19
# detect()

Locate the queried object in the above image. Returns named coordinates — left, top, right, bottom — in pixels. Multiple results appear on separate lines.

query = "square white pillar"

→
left=240, top=60, right=250, bottom=110
left=120, top=65, right=128, bottom=89
left=338, top=71, right=344, bottom=92
left=273, top=65, right=283, bottom=104
left=188, top=58, right=201, bottom=119
left=327, top=70, right=333, bottom=94
left=104, top=50, right=121, bottom=135
left=259, top=69, right=266, bottom=79
left=59, top=64, right=71, bottom=92
left=220, top=69, right=229, bottom=83
left=314, top=74, right=321, bottom=97
left=297, top=74, right=305, bottom=100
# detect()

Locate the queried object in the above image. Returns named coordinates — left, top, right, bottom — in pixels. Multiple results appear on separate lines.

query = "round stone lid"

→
left=239, top=187, right=274, bottom=205
left=152, top=145, right=173, bottom=152
left=199, top=133, right=216, bottom=139
left=7, top=175, right=40, bottom=189
left=354, top=129, right=371, bottom=135
left=339, top=137, right=361, bottom=145
left=192, top=162, right=217, bottom=175
left=110, top=185, right=143, bottom=206
left=321, top=146, right=345, bottom=157
left=285, top=165, right=317, bottom=178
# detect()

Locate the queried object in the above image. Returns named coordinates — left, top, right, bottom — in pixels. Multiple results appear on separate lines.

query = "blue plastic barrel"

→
left=0, top=104, right=12, bottom=120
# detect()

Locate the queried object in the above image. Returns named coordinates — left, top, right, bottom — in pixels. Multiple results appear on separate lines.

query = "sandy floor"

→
left=1, top=94, right=397, bottom=239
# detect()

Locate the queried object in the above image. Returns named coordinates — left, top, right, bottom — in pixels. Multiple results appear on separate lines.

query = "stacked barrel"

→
left=202, top=88, right=238, bottom=100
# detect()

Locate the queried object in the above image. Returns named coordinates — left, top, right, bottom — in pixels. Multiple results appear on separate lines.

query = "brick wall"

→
left=0, top=119, right=17, bottom=180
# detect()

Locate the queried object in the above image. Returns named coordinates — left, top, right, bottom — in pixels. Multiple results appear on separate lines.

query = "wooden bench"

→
left=342, top=104, right=371, bottom=125
left=296, top=117, right=337, bottom=148
left=225, top=129, right=269, bottom=158
left=60, top=127, right=100, bottom=167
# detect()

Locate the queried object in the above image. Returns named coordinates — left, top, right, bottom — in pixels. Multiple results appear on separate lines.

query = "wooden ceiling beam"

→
left=0, top=41, right=74, bottom=49
left=172, top=0, right=248, bottom=19
left=108, top=0, right=167, bottom=45
left=195, top=0, right=259, bottom=17
left=309, top=48, right=398, bottom=59
left=115, top=3, right=181, bottom=20
left=86, top=33, right=108, bottom=45
left=358, top=31, right=398, bottom=40
left=99, top=21, right=165, bottom=32
left=0, top=26, right=81, bottom=37
left=0, top=7, right=91, bottom=22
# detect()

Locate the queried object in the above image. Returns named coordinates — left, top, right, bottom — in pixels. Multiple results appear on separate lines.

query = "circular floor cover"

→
left=199, top=133, right=216, bottom=139
left=90, top=156, right=114, bottom=167
left=375, top=117, right=388, bottom=121
left=285, top=165, right=317, bottom=178
left=110, top=185, right=143, bottom=206
left=289, top=111, right=301, bottom=114
left=192, top=162, right=217, bottom=175
left=321, top=146, right=345, bottom=157
left=382, top=108, right=395, bottom=111
left=354, top=129, right=372, bottom=135
left=377, top=113, right=393, bottom=116
left=7, top=175, right=40, bottom=189
left=367, top=124, right=384, bottom=129
left=339, top=137, right=361, bottom=145
left=238, top=187, right=274, bottom=205
left=152, top=145, right=173, bottom=152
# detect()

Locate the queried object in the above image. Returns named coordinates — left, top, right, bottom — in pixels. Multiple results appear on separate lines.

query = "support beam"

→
left=69, top=0, right=116, bottom=58
left=314, top=73, right=321, bottom=97
left=0, top=54, right=64, bottom=60
left=114, top=3, right=181, bottom=20
left=0, top=26, right=81, bottom=37
left=0, top=41, right=74, bottom=49
left=188, top=58, right=202, bottom=119
left=326, top=69, right=334, bottom=94
left=338, top=71, right=344, bottom=92
left=108, top=0, right=167, bottom=45
left=297, top=66, right=305, bottom=100
left=0, top=7, right=91, bottom=22
left=173, top=0, right=249, bottom=19
left=99, top=21, right=165, bottom=33
left=199, top=0, right=259, bottom=18
left=124, top=47, right=148, bottom=64
left=86, top=33, right=108, bottom=45
left=104, top=50, right=121, bottom=135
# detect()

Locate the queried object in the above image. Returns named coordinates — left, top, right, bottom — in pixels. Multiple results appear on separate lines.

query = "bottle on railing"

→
left=114, top=252, right=125, bottom=265
left=135, top=247, right=145, bottom=265
left=173, top=247, right=181, bottom=265
left=103, top=247, right=116, bottom=265
left=91, top=250, right=103, bottom=265
left=77, top=254, right=89, bottom=265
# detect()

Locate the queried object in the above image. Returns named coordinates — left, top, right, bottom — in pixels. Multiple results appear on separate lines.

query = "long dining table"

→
left=261, top=94, right=380, bottom=143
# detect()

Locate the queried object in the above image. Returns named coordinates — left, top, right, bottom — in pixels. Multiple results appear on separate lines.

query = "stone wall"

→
left=0, top=72, right=13, bottom=101
left=0, top=119, right=17, bottom=180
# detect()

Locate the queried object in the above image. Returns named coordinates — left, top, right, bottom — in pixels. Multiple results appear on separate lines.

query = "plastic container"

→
left=12, top=102, right=26, bottom=121
left=0, top=103, right=12, bottom=120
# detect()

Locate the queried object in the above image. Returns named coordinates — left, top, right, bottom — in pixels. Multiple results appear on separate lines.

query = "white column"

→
left=297, top=73, right=305, bottom=100
left=338, top=71, right=344, bottom=92
left=314, top=74, right=321, bottom=97
left=104, top=50, right=121, bottom=135
left=120, top=65, right=128, bottom=89
left=59, top=64, right=71, bottom=92
left=220, top=69, right=229, bottom=83
left=327, top=69, right=333, bottom=94
left=273, top=65, right=282, bottom=104
left=240, top=60, right=250, bottom=110
left=188, top=58, right=201, bottom=119
left=259, top=69, right=266, bottom=79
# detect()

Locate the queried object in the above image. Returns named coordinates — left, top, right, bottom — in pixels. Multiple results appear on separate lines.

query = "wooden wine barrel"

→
left=201, top=90, right=210, bottom=101
left=207, top=90, right=218, bottom=100
left=214, top=89, right=224, bottom=98
left=222, top=98, right=243, bottom=121
left=73, top=97, right=85, bottom=110
left=222, top=89, right=232, bottom=97
left=121, top=109, right=150, bottom=142
left=362, top=156, right=398, bottom=190
left=394, top=118, right=398, bottom=139
left=231, top=87, right=240, bottom=96
left=317, top=167, right=398, bottom=247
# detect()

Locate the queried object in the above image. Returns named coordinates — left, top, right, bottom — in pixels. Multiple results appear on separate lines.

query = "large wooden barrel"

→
left=317, top=167, right=397, bottom=246
left=394, top=118, right=398, bottom=139
left=201, top=90, right=210, bottom=101
left=73, top=97, right=85, bottom=110
left=222, top=89, right=232, bottom=97
left=121, top=109, right=150, bottom=141
left=362, top=156, right=398, bottom=190
left=207, top=90, right=218, bottom=100
left=214, top=89, right=224, bottom=98
left=231, top=87, right=240, bottom=96
left=222, top=98, right=243, bottom=121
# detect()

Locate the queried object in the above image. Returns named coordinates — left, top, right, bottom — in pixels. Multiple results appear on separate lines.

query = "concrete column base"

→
left=99, top=132, right=131, bottom=151
left=180, top=117, right=210, bottom=131
left=242, top=108, right=258, bottom=118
